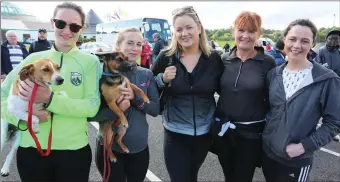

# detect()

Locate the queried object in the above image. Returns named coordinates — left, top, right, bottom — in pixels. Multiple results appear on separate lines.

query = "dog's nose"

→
left=56, top=77, right=64, bottom=85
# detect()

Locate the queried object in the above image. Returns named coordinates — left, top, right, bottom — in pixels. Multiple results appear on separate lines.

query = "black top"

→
left=216, top=46, right=276, bottom=123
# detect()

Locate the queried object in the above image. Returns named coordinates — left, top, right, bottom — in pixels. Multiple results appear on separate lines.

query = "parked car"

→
left=208, top=40, right=224, bottom=55
left=79, top=42, right=112, bottom=54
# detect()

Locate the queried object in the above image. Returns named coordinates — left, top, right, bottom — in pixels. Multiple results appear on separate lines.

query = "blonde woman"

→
left=152, top=6, right=223, bottom=182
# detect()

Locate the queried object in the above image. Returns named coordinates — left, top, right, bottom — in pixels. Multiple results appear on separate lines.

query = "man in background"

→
left=1, top=30, right=29, bottom=80
left=29, top=28, right=52, bottom=53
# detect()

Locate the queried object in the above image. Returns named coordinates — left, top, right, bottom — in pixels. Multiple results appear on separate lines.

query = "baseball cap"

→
left=326, top=29, right=340, bottom=38
left=38, top=28, right=47, bottom=33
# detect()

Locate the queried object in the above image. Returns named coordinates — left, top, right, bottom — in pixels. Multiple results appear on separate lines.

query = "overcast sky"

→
left=9, top=1, right=340, bottom=30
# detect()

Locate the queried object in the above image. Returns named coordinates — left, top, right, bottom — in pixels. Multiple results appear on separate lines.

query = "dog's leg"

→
left=103, top=122, right=117, bottom=162
left=1, top=131, right=21, bottom=176
left=1, top=120, right=9, bottom=151
left=116, top=124, right=129, bottom=153
left=130, top=83, right=150, bottom=103
left=106, top=100, right=129, bottom=128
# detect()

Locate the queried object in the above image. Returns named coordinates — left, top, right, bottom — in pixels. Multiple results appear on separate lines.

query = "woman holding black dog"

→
left=89, top=27, right=160, bottom=182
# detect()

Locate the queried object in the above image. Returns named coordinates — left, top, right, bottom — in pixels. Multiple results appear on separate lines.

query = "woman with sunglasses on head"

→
left=88, top=27, right=160, bottom=182
left=262, top=19, right=340, bottom=182
left=213, top=11, right=276, bottom=182
left=1, top=2, right=101, bottom=181
left=152, top=6, right=223, bottom=182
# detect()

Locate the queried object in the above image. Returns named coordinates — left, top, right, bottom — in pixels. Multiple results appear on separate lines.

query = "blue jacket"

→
left=152, top=50, right=224, bottom=136
left=267, top=49, right=285, bottom=66
left=1, top=41, right=29, bottom=75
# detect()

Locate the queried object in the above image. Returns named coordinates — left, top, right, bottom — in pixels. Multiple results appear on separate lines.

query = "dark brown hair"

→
left=283, top=19, right=317, bottom=43
left=53, top=2, right=86, bottom=26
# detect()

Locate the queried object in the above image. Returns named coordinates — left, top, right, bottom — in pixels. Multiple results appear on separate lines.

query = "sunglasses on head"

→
left=172, top=6, right=201, bottom=22
left=53, top=19, right=83, bottom=33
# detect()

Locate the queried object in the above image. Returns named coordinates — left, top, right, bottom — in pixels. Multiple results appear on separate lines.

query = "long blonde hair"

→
left=166, top=6, right=211, bottom=57
left=115, top=27, right=143, bottom=51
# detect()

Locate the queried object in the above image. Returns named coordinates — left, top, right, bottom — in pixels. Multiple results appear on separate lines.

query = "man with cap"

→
left=28, top=28, right=52, bottom=54
left=315, top=29, right=340, bottom=142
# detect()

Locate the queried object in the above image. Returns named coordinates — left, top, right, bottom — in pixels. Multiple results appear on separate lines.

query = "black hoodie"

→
left=263, top=61, right=340, bottom=167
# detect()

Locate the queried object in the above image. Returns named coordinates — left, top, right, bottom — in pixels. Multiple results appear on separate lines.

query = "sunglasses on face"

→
left=53, top=19, right=83, bottom=33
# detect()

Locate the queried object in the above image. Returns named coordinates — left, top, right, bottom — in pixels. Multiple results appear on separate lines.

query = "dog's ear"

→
left=19, top=64, right=34, bottom=81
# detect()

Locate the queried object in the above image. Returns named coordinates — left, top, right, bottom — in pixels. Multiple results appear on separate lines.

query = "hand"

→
left=1, top=74, right=6, bottom=79
left=18, top=79, right=52, bottom=103
left=162, top=66, right=177, bottom=83
left=119, top=86, right=134, bottom=100
left=32, top=109, right=50, bottom=123
left=286, top=143, right=305, bottom=158
left=118, top=99, right=130, bottom=112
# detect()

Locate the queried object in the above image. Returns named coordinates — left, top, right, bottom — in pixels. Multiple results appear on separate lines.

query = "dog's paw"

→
left=1, top=166, right=10, bottom=177
left=142, top=97, right=150, bottom=104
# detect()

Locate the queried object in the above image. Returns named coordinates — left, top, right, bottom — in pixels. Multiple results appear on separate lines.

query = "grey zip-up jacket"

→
left=88, top=65, right=160, bottom=153
left=263, top=61, right=340, bottom=167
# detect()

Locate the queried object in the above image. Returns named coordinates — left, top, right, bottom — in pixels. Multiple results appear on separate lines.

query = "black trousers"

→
left=262, top=153, right=312, bottom=182
left=217, top=131, right=262, bottom=182
left=95, top=138, right=149, bottom=182
left=17, top=145, right=92, bottom=182
left=163, top=129, right=212, bottom=182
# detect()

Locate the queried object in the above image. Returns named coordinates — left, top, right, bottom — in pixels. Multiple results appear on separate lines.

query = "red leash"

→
left=27, top=83, right=53, bottom=156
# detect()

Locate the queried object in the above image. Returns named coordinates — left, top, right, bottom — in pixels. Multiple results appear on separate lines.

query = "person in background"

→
left=141, top=38, right=153, bottom=68
left=223, top=42, right=230, bottom=53
left=28, top=28, right=52, bottom=54
left=152, top=32, right=164, bottom=63
left=262, top=19, right=340, bottom=182
left=267, top=38, right=286, bottom=66
left=152, top=6, right=223, bottom=182
left=1, top=30, right=29, bottom=79
left=214, top=11, right=276, bottom=182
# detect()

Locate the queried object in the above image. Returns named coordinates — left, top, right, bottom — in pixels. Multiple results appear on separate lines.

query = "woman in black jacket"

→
left=213, top=11, right=276, bottom=182
left=152, top=6, right=223, bottom=182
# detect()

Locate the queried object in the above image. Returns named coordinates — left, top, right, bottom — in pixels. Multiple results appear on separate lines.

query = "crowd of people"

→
left=1, top=2, right=340, bottom=182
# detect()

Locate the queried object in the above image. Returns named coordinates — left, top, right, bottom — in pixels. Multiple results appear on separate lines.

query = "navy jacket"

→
left=263, top=61, right=340, bottom=167
left=1, top=41, right=29, bottom=75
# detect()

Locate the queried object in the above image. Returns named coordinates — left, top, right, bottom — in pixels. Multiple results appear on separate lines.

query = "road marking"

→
left=320, top=148, right=340, bottom=157
left=89, top=122, right=163, bottom=181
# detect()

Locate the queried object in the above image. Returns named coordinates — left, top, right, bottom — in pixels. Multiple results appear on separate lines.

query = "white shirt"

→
left=283, top=64, right=313, bottom=100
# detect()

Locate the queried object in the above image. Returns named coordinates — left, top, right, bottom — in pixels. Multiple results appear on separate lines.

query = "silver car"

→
left=79, top=42, right=112, bottom=54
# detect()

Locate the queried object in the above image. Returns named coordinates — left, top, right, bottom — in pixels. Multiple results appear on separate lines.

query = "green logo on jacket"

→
left=70, top=72, right=82, bottom=86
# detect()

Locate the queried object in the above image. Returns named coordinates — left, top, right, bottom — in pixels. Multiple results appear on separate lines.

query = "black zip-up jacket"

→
left=152, top=49, right=223, bottom=136
left=29, top=38, right=52, bottom=54
left=215, top=46, right=276, bottom=128
left=263, top=61, right=340, bottom=167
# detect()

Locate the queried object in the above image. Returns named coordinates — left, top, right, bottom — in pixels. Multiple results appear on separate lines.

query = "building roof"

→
left=84, top=9, right=103, bottom=34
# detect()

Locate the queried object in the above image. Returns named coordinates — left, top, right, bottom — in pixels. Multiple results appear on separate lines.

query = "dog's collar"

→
left=102, top=72, right=121, bottom=77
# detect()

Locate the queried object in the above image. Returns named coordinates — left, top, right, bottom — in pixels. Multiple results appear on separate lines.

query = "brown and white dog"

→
left=1, top=58, right=64, bottom=176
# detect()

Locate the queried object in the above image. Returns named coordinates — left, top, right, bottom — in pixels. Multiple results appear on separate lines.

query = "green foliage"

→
left=205, top=26, right=340, bottom=45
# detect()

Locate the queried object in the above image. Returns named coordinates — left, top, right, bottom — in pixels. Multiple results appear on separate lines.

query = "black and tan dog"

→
left=96, top=51, right=150, bottom=162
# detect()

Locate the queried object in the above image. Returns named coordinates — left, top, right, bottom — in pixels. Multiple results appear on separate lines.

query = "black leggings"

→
left=95, top=138, right=149, bottom=182
left=217, top=131, right=262, bottom=182
left=163, top=129, right=212, bottom=182
left=17, top=145, right=92, bottom=182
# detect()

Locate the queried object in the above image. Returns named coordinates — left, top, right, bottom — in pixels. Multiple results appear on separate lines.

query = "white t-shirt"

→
left=283, top=64, right=313, bottom=100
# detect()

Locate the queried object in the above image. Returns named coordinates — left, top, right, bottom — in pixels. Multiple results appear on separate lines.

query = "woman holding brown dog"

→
left=151, top=6, right=223, bottom=182
left=89, top=27, right=160, bottom=182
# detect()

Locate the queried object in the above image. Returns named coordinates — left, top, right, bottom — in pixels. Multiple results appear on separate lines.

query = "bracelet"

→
left=17, top=120, right=28, bottom=131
